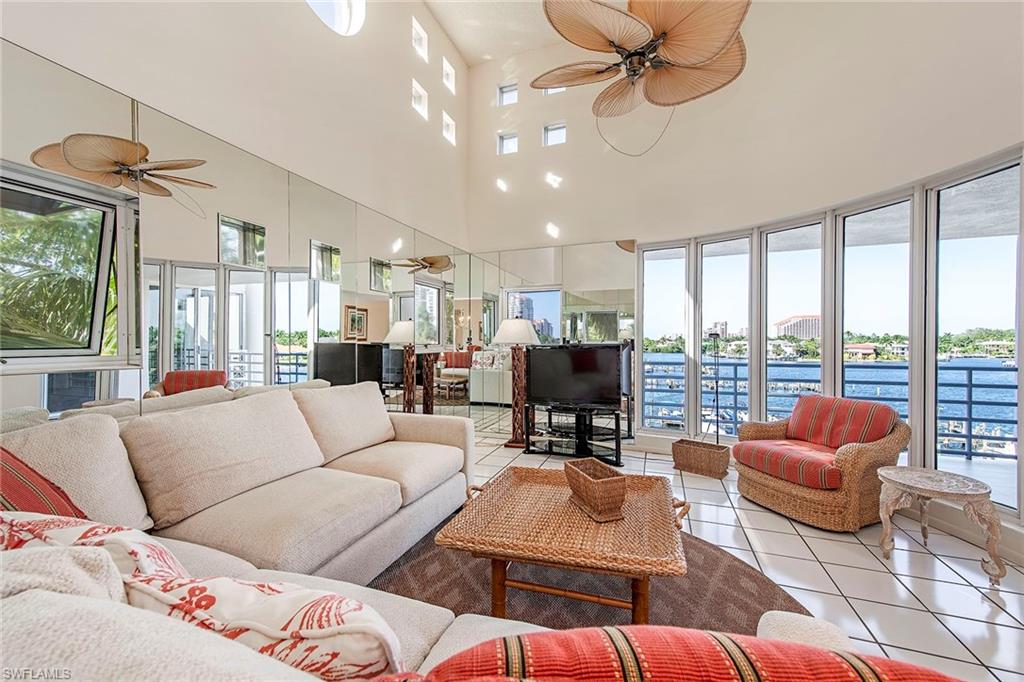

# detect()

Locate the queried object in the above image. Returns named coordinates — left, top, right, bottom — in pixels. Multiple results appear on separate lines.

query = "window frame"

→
left=543, top=122, right=567, bottom=147
left=411, top=79, right=429, bottom=120
left=217, top=213, right=267, bottom=270
left=442, top=57, right=455, bottom=94
left=497, top=132, right=518, bottom=156
left=442, top=111, right=456, bottom=146
left=502, top=286, right=563, bottom=344
left=497, top=83, right=518, bottom=107
left=0, top=161, right=139, bottom=371
left=411, top=16, right=429, bottom=63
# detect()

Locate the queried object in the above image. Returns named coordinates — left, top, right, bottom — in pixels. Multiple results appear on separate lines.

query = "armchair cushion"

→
left=732, top=439, right=842, bottom=490
left=786, top=394, right=898, bottom=448
left=160, top=370, right=228, bottom=396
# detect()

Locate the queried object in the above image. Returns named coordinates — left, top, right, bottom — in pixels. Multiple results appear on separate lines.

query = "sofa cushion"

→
left=1, top=446, right=86, bottom=518
left=121, top=389, right=324, bottom=529
left=232, top=378, right=330, bottom=399
left=325, top=441, right=463, bottom=505
left=786, top=394, right=898, bottom=448
left=292, top=382, right=395, bottom=462
left=161, top=369, right=229, bottom=395
left=417, top=614, right=549, bottom=674
left=427, top=626, right=957, bottom=682
left=733, top=439, right=842, bottom=490
left=250, top=569, right=455, bottom=673
left=0, top=415, right=153, bottom=529
left=60, top=385, right=235, bottom=421
left=156, top=537, right=257, bottom=578
left=3, top=589, right=310, bottom=680
left=0, top=406, right=48, bottom=433
left=156, top=468, right=402, bottom=574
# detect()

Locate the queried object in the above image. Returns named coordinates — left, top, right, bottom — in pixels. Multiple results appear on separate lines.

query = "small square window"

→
left=498, top=83, right=518, bottom=106
left=442, top=57, right=455, bottom=94
left=497, top=133, right=518, bottom=155
left=543, top=123, right=566, bottom=146
left=412, top=17, right=428, bottom=62
left=544, top=87, right=566, bottom=95
left=442, top=111, right=456, bottom=145
left=411, top=79, right=428, bottom=120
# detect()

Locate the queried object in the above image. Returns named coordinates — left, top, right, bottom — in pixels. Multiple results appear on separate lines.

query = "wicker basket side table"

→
left=672, top=438, right=730, bottom=479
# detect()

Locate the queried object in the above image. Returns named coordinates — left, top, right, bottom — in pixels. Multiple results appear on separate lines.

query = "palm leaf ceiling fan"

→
left=531, top=0, right=750, bottom=118
left=396, top=255, right=455, bottom=275
left=30, top=133, right=215, bottom=197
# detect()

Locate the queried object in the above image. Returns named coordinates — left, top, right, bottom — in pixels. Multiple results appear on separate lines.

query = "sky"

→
left=642, top=235, right=1018, bottom=340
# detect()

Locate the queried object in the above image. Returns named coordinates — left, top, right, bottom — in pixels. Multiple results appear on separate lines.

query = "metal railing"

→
left=642, top=354, right=1018, bottom=461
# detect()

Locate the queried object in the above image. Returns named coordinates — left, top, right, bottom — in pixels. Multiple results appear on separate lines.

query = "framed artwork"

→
left=344, top=305, right=368, bottom=341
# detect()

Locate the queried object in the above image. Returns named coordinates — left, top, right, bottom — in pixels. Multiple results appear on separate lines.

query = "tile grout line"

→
left=716, top=466, right=766, bottom=575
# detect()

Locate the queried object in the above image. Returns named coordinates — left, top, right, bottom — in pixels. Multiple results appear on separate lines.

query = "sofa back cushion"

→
left=0, top=415, right=153, bottom=529
left=120, top=390, right=324, bottom=529
left=786, top=394, right=898, bottom=448
left=291, top=382, right=395, bottom=463
left=60, top=385, right=234, bottom=422
left=161, top=369, right=228, bottom=395
left=232, top=378, right=330, bottom=399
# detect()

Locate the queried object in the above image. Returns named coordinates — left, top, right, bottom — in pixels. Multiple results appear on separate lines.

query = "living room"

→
left=0, top=1, right=1021, bottom=680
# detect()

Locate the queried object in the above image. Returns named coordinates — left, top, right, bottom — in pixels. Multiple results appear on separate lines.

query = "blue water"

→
left=641, top=354, right=1018, bottom=445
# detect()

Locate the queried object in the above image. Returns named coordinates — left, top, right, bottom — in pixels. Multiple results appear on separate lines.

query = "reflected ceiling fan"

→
left=396, top=256, right=455, bottom=274
left=30, top=133, right=216, bottom=197
left=530, top=0, right=750, bottom=151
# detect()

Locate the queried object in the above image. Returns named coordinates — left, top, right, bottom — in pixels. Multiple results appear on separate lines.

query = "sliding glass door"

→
left=272, top=271, right=311, bottom=384
left=641, top=247, right=687, bottom=431
left=172, top=266, right=216, bottom=371
left=934, top=164, right=1019, bottom=508
left=227, top=269, right=266, bottom=387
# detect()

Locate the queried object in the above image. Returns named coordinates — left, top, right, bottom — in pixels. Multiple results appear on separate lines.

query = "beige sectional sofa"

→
left=0, top=380, right=548, bottom=676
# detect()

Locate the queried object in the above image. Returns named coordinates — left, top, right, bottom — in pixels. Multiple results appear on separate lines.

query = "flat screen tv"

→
left=526, top=344, right=622, bottom=409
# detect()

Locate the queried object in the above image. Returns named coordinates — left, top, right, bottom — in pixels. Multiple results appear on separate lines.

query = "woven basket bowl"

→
left=564, top=457, right=627, bottom=522
left=672, top=438, right=730, bottom=479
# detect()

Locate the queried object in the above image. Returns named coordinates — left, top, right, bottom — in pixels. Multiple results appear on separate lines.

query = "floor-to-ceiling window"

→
left=935, top=164, right=1019, bottom=508
left=273, top=271, right=310, bottom=384
left=842, top=200, right=912, bottom=464
left=641, top=247, right=687, bottom=431
left=227, top=269, right=265, bottom=387
left=173, top=266, right=216, bottom=371
left=765, top=223, right=822, bottom=420
left=700, top=238, right=749, bottom=436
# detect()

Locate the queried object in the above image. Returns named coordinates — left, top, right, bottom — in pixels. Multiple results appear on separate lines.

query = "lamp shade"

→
left=383, top=320, right=415, bottom=345
left=493, top=318, right=541, bottom=346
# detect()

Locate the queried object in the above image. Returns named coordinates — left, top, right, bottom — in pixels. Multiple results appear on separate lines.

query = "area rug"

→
left=368, top=518, right=808, bottom=635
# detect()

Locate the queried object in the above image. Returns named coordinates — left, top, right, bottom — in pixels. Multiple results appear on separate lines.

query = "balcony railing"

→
left=642, top=353, right=1018, bottom=462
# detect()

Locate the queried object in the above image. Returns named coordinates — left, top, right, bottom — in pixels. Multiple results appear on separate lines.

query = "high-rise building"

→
left=774, top=315, right=821, bottom=340
left=705, top=321, right=728, bottom=337
left=532, top=318, right=553, bottom=340
left=507, top=292, right=534, bottom=321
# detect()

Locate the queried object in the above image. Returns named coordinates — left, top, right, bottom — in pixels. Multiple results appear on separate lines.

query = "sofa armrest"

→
left=737, top=419, right=788, bottom=442
left=389, top=413, right=475, bottom=483
left=833, top=419, right=911, bottom=477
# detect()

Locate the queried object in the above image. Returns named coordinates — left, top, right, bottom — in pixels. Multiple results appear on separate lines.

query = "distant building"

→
left=532, top=318, right=553, bottom=340
left=767, top=339, right=797, bottom=359
left=775, top=315, right=821, bottom=340
left=890, top=342, right=909, bottom=358
left=507, top=293, right=534, bottom=321
left=706, top=321, right=728, bottom=338
left=979, top=340, right=1015, bottom=356
left=845, top=343, right=878, bottom=359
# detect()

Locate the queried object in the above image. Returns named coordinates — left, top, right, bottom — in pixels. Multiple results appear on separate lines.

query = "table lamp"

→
left=384, top=320, right=416, bottom=412
left=493, top=318, right=540, bottom=448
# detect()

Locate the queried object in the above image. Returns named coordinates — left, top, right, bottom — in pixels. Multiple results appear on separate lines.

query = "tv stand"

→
left=523, top=403, right=622, bottom=467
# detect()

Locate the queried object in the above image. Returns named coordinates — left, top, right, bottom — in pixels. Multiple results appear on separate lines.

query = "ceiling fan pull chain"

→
left=595, top=106, right=675, bottom=158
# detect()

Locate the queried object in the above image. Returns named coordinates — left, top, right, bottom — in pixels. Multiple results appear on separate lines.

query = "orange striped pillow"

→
left=1, top=447, right=86, bottom=518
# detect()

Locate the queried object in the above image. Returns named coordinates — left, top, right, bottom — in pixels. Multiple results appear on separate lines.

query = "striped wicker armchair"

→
left=734, top=395, right=911, bottom=532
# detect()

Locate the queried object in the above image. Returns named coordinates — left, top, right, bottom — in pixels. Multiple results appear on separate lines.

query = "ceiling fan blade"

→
left=132, top=158, right=206, bottom=172
left=421, top=255, right=453, bottom=270
left=616, top=239, right=637, bottom=253
left=531, top=61, right=621, bottom=89
left=593, top=75, right=648, bottom=118
left=61, top=133, right=150, bottom=172
left=135, top=177, right=172, bottom=197
left=148, top=172, right=217, bottom=189
left=544, top=0, right=652, bottom=54
left=30, top=143, right=124, bottom=189
left=644, top=34, right=746, bottom=107
left=629, top=0, right=750, bottom=66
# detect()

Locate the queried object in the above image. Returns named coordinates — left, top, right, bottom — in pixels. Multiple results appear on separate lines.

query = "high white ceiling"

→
left=423, top=0, right=626, bottom=66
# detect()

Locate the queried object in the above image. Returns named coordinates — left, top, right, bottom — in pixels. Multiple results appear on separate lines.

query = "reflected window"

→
left=370, top=258, right=392, bottom=293
left=310, top=240, right=341, bottom=283
left=173, top=266, right=217, bottom=371
left=144, top=263, right=162, bottom=387
left=0, top=184, right=113, bottom=353
left=218, top=215, right=266, bottom=269
left=765, top=223, right=822, bottom=419
left=642, top=247, right=687, bottom=431
left=506, top=289, right=560, bottom=343
left=45, top=371, right=97, bottom=415
left=935, top=164, right=1019, bottom=508
left=415, top=281, right=441, bottom=345
left=273, top=271, right=311, bottom=384
left=227, top=269, right=265, bottom=387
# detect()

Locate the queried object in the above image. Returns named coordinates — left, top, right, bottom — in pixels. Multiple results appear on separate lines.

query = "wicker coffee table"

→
left=435, top=467, right=688, bottom=624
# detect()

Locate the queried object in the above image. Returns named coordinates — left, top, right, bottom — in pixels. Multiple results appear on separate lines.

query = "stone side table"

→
left=877, top=466, right=1007, bottom=587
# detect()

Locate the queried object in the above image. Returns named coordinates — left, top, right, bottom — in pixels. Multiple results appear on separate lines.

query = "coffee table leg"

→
left=919, top=497, right=931, bottom=547
left=879, top=482, right=915, bottom=559
left=963, top=499, right=1007, bottom=587
left=491, top=559, right=508, bottom=618
left=631, top=577, right=649, bottom=624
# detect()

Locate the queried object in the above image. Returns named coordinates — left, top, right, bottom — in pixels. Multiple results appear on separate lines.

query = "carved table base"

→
left=877, top=469, right=1007, bottom=587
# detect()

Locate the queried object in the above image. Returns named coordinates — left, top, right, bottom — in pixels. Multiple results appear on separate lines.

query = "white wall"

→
left=1, top=0, right=470, bottom=250
left=466, top=1, right=1024, bottom=251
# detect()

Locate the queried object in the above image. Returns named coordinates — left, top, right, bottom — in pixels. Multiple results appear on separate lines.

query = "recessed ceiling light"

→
left=391, top=238, right=403, bottom=253
left=495, top=179, right=508, bottom=192
left=545, top=222, right=560, bottom=238
left=545, top=172, right=563, bottom=189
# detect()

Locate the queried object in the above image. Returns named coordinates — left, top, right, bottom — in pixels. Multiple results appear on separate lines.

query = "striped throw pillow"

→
left=161, top=370, right=228, bottom=396
left=1, top=447, right=86, bottom=518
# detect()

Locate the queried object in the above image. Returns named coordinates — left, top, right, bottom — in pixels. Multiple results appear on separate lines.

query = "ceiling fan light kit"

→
left=532, top=0, right=750, bottom=153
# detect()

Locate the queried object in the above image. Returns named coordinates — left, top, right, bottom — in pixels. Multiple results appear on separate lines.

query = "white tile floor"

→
left=470, top=439, right=1024, bottom=682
